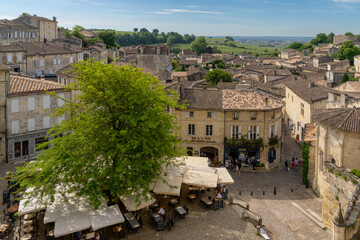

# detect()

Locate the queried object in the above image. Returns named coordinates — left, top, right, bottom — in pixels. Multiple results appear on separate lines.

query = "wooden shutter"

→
left=184, top=111, right=189, bottom=118
left=274, top=124, right=278, bottom=136
left=230, top=126, right=233, bottom=139
left=248, top=126, right=251, bottom=139
left=269, top=126, right=272, bottom=138
left=256, top=126, right=259, bottom=139
left=212, top=112, right=217, bottom=119
left=238, top=126, right=242, bottom=139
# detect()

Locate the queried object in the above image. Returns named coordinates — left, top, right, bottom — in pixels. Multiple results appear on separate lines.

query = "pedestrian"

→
left=251, top=157, right=256, bottom=172
left=295, top=158, right=299, bottom=166
left=237, top=159, right=241, bottom=175
left=291, top=161, right=295, bottom=169
left=285, top=160, right=289, bottom=171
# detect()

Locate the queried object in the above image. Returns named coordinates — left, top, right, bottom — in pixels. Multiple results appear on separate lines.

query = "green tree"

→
left=345, top=32, right=354, bottom=36
left=140, top=28, right=148, bottom=33
left=225, top=36, right=234, bottom=42
left=328, top=32, right=335, bottom=43
left=166, top=36, right=176, bottom=45
left=71, top=29, right=84, bottom=42
left=302, top=142, right=309, bottom=186
left=171, top=59, right=179, bottom=69
left=205, top=69, right=232, bottom=86
left=171, top=47, right=181, bottom=55
left=286, top=42, right=304, bottom=50
left=152, top=29, right=159, bottom=34
left=190, top=36, right=208, bottom=55
left=98, top=30, right=117, bottom=48
left=73, top=25, right=85, bottom=32
left=133, top=28, right=138, bottom=32
left=342, top=73, right=349, bottom=83
left=14, top=61, right=185, bottom=208
left=88, top=38, right=103, bottom=46
left=337, top=41, right=360, bottom=65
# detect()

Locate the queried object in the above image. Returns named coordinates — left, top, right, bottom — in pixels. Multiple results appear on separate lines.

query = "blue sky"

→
left=1, top=0, right=360, bottom=37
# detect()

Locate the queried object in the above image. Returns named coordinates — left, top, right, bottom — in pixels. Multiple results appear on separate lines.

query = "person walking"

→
left=251, top=157, right=256, bottom=172
left=285, top=160, right=289, bottom=171
left=237, top=159, right=241, bottom=175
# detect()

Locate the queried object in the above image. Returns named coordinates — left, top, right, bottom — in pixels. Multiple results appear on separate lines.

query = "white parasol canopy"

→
left=182, top=170, right=218, bottom=188
left=119, top=192, right=156, bottom=211
left=89, top=205, right=125, bottom=231
left=181, top=156, right=209, bottom=167
left=18, top=188, right=48, bottom=216
left=54, top=212, right=91, bottom=238
left=216, top=168, right=234, bottom=185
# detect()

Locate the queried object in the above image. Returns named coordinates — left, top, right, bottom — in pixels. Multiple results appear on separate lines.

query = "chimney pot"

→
left=265, top=97, right=269, bottom=106
left=53, top=16, right=56, bottom=22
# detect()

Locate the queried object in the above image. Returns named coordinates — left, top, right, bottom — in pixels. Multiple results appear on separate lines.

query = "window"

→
left=54, top=58, right=57, bottom=65
left=14, top=31, right=17, bottom=38
left=11, top=99, right=19, bottom=113
left=57, top=93, right=65, bottom=107
left=189, top=111, right=194, bottom=118
left=43, top=26, right=46, bottom=31
left=231, top=126, right=241, bottom=139
left=35, top=137, right=48, bottom=150
left=188, top=124, right=195, bottom=135
left=39, top=59, right=44, bottom=67
left=58, top=115, right=65, bottom=124
left=43, top=116, right=51, bottom=129
left=301, top=103, right=304, bottom=116
left=14, top=142, right=21, bottom=158
left=32, top=32, right=35, bottom=38
left=17, top=53, right=22, bottom=62
left=270, top=111, right=275, bottom=120
left=11, top=120, right=19, bottom=134
left=49, top=69, right=54, bottom=74
left=43, top=95, right=50, bottom=109
left=269, top=124, right=277, bottom=138
left=58, top=58, right=61, bottom=65
left=206, top=125, right=213, bottom=136
left=28, top=118, right=35, bottom=132
left=207, top=112, right=212, bottom=118
left=248, top=126, right=259, bottom=140
left=233, top=112, right=239, bottom=120
left=7, top=53, right=13, bottom=62
left=251, top=112, right=257, bottom=120
left=32, top=60, right=36, bottom=68
left=27, top=97, right=35, bottom=111
left=70, top=57, right=73, bottom=63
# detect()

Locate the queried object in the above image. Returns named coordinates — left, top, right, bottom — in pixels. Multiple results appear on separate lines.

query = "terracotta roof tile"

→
left=313, top=108, right=360, bottom=133
left=9, top=75, right=65, bottom=96
left=0, top=64, right=10, bottom=71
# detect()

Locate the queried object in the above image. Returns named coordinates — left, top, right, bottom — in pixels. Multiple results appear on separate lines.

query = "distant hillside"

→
left=210, top=36, right=313, bottom=42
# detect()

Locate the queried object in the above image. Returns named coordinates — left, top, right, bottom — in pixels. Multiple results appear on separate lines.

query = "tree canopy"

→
left=310, top=33, right=331, bottom=45
left=205, top=69, right=232, bottom=85
left=14, top=61, right=185, bottom=208
left=337, top=41, right=360, bottom=65
left=98, top=30, right=117, bottom=48
left=190, top=36, right=208, bottom=55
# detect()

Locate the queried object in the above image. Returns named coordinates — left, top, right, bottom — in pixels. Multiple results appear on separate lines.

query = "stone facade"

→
left=13, top=14, right=58, bottom=42
left=313, top=56, right=334, bottom=68
left=334, top=35, right=358, bottom=45
left=0, top=65, right=10, bottom=162
left=0, top=19, right=39, bottom=46
left=354, top=55, right=360, bottom=73
left=0, top=46, right=27, bottom=73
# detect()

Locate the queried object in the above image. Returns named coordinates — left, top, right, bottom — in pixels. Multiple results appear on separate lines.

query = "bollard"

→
left=291, top=188, right=293, bottom=192
left=251, top=191, right=253, bottom=196
left=274, top=187, right=276, bottom=195
left=263, top=191, right=265, bottom=195
left=239, top=191, right=241, bottom=195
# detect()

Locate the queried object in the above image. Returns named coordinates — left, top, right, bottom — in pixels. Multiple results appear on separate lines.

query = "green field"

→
left=172, top=37, right=280, bottom=56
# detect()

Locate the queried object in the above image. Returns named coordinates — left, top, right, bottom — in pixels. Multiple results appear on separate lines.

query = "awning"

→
left=216, top=168, right=234, bottom=185
left=54, top=212, right=91, bottom=238
left=18, top=188, right=48, bottom=216
left=119, top=192, right=156, bottom=211
left=182, top=170, right=218, bottom=188
left=182, top=156, right=209, bottom=167
left=152, top=175, right=182, bottom=196
left=44, top=194, right=78, bottom=224
left=185, top=165, right=216, bottom=174
left=89, top=205, right=125, bottom=231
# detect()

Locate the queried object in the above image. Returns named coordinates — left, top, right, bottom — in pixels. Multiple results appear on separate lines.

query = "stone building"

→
left=0, top=19, right=39, bottom=46
left=123, top=44, right=172, bottom=80
left=313, top=56, right=334, bottom=68
left=284, top=80, right=330, bottom=141
left=6, top=75, right=71, bottom=162
left=334, top=35, right=358, bottom=45
left=0, top=64, right=10, bottom=162
left=311, top=108, right=360, bottom=238
left=0, top=42, right=84, bottom=76
left=354, top=55, right=360, bottom=73
left=173, top=84, right=284, bottom=170
left=13, top=13, right=58, bottom=42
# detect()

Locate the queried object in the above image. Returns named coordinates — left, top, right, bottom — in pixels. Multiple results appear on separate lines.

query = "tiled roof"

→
left=182, top=49, right=196, bottom=55
left=0, top=64, right=10, bottom=71
left=0, top=19, right=37, bottom=28
left=181, top=88, right=223, bottom=110
left=304, top=123, right=317, bottom=142
left=0, top=42, right=83, bottom=56
left=313, top=108, right=360, bottom=133
left=222, top=89, right=284, bottom=110
left=9, top=75, right=65, bottom=96
left=285, top=80, right=330, bottom=103
left=55, top=64, right=75, bottom=78
left=179, top=60, right=197, bottom=65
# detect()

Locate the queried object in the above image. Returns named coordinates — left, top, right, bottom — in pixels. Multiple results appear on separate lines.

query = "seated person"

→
left=158, top=207, right=165, bottom=216
left=95, top=233, right=101, bottom=240
left=217, top=192, right=222, bottom=199
left=5, top=216, right=11, bottom=225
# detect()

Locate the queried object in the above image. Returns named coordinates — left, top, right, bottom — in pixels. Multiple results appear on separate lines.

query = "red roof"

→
left=9, top=75, right=65, bottom=96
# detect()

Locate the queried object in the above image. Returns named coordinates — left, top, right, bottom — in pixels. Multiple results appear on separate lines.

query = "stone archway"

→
left=200, top=147, right=218, bottom=163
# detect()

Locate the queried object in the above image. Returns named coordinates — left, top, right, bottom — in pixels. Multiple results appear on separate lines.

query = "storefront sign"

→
left=191, top=137, right=216, bottom=143
left=10, top=132, right=47, bottom=143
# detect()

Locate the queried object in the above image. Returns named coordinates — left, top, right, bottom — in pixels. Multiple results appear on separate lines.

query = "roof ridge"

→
left=338, top=109, right=354, bottom=129
left=315, top=108, right=347, bottom=122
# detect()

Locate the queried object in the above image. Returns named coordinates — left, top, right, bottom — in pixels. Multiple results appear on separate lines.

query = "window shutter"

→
left=238, top=126, right=242, bottom=139
left=58, top=93, right=65, bottom=107
left=43, top=116, right=51, bottom=129
left=28, top=97, right=35, bottom=111
left=43, top=95, right=50, bottom=109
left=269, top=126, right=272, bottom=138
left=11, top=99, right=19, bottom=113
left=248, top=126, right=251, bottom=139
left=212, top=112, right=217, bottom=119
left=230, top=126, right=233, bottom=139
left=28, top=118, right=35, bottom=132
left=11, top=120, right=19, bottom=134
left=184, top=111, right=189, bottom=118
left=256, top=126, right=259, bottom=139
left=274, top=124, right=278, bottom=136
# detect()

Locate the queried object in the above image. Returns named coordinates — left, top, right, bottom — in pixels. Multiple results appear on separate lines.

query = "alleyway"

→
left=227, top=124, right=331, bottom=240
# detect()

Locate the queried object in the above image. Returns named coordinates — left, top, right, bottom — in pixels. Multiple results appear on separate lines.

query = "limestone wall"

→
left=318, top=162, right=359, bottom=230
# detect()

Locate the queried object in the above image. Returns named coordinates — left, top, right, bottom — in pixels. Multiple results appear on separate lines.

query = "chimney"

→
left=274, top=70, right=277, bottom=76
left=265, top=97, right=269, bottom=107
left=53, top=16, right=57, bottom=22
left=40, top=75, right=45, bottom=80
left=33, top=14, right=37, bottom=17
left=326, top=80, right=333, bottom=88
left=4, top=19, right=7, bottom=23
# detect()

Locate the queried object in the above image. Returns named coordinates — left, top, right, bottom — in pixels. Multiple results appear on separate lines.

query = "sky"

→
left=1, top=0, right=360, bottom=37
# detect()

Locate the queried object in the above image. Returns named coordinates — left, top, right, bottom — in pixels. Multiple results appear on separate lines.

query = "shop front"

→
left=8, top=131, right=48, bottom=163
left=224, top=144, right=260, bottom=168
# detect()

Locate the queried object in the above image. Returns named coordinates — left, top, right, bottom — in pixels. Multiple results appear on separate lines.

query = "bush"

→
left=302, top=142, right=309, bottom=185
left=335, top=171, right=341, bottom=177
left=328, top=167, right=334, bottom=173
left=260, top=163, right=265, bottom=167
left=351, top=179, right=357, bottom=184
left=351, top=169, right=360, bottom=178
left=342, top=175, right=349, bottom=181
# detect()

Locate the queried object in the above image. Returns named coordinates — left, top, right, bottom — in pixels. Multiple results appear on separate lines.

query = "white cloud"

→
left=146, top=11, right=172, bottom=15
left=260, top=1, right=297, bottom=6
left=164, top=9, right=223, bottom=14
left=333, top=0, right=360, bottom=2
